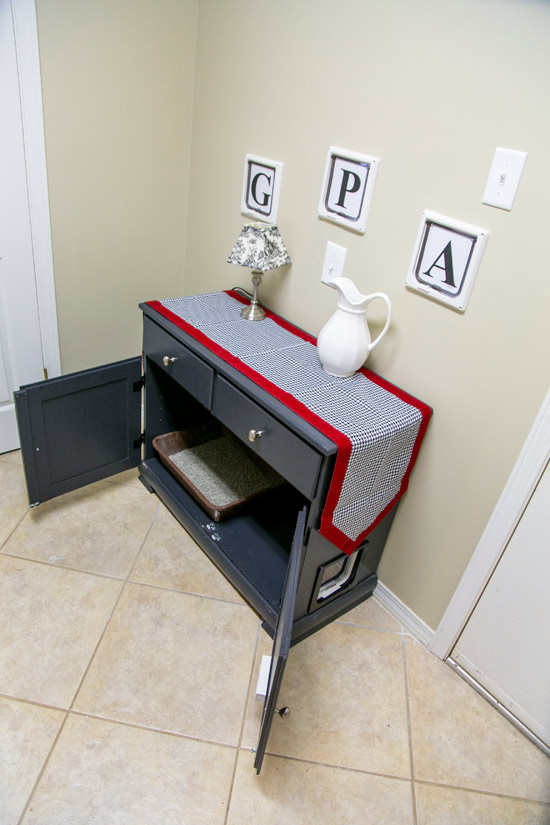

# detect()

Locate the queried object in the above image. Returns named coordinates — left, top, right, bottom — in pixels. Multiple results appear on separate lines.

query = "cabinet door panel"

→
left=15, top=357, right=142, bottom=505
left=254, top=506, right=307, bottom=774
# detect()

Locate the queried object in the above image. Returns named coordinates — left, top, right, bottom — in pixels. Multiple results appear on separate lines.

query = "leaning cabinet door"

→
left=254, top=506, right=307, bottom=774
left=15, top=357, right=142, bottom=505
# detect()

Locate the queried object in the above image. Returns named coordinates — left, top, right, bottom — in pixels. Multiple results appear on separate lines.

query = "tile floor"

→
left=1, top=448, right=549, bottom=825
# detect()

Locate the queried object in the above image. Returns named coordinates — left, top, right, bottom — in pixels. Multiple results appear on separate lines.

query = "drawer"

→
left=143, top=318, right=214, bottom=409
left=212, top=376, right=322, bottom=500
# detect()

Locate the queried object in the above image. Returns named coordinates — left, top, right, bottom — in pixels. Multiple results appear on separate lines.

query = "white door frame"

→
left=11, top=0, right=60, bottom=378
left=430, top=389, right=550, bottom=659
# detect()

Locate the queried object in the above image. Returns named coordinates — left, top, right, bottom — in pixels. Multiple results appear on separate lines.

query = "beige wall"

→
left=35, top=0, right=198, bottom=373
left=185, top=0, right=550, bottom=629
left=35, top=0, right=550, bottom=630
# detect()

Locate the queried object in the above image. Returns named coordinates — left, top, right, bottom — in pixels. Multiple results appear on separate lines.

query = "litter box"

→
left=152, top=423, right=284, bottom=522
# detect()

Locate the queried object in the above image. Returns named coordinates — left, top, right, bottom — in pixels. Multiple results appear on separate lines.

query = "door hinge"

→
left=133, top=375, right=145, bottom=391
left=133, top=432, right=145, bottom=449
left=43, top=367, right=48, bottom=380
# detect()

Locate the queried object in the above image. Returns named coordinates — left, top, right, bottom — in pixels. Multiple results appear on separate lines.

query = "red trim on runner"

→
left=145, top=294, right=431, bottom=554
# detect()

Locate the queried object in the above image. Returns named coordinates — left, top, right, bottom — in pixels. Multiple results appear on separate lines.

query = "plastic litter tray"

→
left=152, top=423, right=283, bottom=522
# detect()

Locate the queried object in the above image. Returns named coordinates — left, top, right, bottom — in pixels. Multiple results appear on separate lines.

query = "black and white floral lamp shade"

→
left=227, top=223, right=291, bottom=321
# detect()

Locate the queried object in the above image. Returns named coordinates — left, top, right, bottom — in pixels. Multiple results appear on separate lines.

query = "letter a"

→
left=423, top=241, right=456, bottom=287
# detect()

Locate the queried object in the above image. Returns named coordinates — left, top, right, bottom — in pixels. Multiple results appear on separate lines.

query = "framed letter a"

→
left=406, top=211, right=489, bottom=312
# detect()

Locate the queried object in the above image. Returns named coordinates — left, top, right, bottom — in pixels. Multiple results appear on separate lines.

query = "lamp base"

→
left=240, top=270, right=266, bottom=321
left=240, top=301, right=266, bottom=321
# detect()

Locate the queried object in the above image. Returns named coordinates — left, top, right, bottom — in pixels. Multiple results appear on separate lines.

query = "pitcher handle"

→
left=365, top=292, right=392, bottom=353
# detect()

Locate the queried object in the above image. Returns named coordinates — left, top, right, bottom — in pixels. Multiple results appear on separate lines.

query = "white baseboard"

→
left=374, top=581, right=435, bottom=648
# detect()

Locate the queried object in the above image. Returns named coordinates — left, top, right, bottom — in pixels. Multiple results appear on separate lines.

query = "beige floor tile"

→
left=242, top=623, right=411, bottom=776
left=0, top=697, right=64, bottom=825
left=23, top=714, right=235, bottom=825
left=0, top=449, right=22, bottom=464
left=73, top=583, right=258, bottom=745
left=406, top=639, right=550, bottom=802
left=415, top=782, right=550, bottom=825
left=2, top=479, right=158, bottom=578
left=228, top=750, right=414, bottom=825
left=0, top=461, right=29, bottom=546
left=339, top=594, right=403, bottom=631
left=0, top=555, right=122, bottom=707
left=131, top=504, right=243, bottom=602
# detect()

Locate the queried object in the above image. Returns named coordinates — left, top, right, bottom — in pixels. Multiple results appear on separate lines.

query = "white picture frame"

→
left=318, top=146, right=380, bottom=233
left=241, top=154, right=283, bottom=224
left=405, top=211, right=490, bottom=312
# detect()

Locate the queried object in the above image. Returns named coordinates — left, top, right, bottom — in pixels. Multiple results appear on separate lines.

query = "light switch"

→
left=482, top=147, right=527, bottom=211
left=321, top=241, right=347, bottom=284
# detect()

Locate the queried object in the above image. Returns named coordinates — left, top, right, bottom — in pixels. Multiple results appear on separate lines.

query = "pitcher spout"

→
left=328, top=277, right=370, bottom=313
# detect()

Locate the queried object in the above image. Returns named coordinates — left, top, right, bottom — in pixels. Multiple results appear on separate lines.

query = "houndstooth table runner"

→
left=147, top=291, right=431, bottom=555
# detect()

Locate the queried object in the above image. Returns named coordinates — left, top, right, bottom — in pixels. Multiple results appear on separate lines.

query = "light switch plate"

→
left=482, top=147, right=527, bottom=211
left=321, top=241, right=347, bottom=284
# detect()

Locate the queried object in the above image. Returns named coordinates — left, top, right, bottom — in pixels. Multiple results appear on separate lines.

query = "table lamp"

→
left=227, top=223, right=291, bottom=321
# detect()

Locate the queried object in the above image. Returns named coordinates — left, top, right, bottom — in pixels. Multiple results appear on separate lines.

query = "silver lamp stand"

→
left=240, top=271, right=266, bottom=321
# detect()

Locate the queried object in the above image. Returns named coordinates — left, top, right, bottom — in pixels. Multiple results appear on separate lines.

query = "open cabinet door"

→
left=15, top=357, right=142, bottom=505
left=254, top=506, right=307, bottom=774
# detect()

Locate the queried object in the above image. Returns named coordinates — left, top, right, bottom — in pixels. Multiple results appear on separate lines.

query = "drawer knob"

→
left=248, top=428, right=265, bottom=442
left=162, top=355, right=177, bottom=366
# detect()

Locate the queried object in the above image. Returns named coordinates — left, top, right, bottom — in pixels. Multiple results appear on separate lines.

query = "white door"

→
left=0, top=0, right=57, bottom=453
left=451, top=459, right=550, bottom=751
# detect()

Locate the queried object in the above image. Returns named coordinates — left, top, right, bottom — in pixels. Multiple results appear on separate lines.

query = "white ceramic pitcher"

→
left=317, top=277, right=392, bottom=377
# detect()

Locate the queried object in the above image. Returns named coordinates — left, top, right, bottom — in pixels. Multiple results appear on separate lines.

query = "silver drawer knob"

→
left=248, top=428, right=265, bottom=442
left=162, top=355, right=177, bottom=366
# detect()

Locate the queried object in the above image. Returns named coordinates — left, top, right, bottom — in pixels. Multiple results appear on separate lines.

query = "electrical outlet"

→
left=482, top=147, right=527, bottom=211
left=321, top=241, right=347, bottom=284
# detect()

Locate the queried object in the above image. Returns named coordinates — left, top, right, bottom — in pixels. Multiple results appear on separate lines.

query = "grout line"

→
left=60, top=576, right=127, bottom=711
left=125, top=574, right=248, bottom=608
left=0, top=545, right=247, bottom=609
left=16, top=710, right=71, bottom=825
left=125, top=501, right=162, bottom=582
left=0, top=695, right=243, bottom=755
left=67, top=708, right=240, bottom=751
left=0, top=548, right=129, bottom=581
left=402, top=633, right=418, bottom=825
left=0, top=692, right=68, bottom=714
left=64, top=507, right=162, bottom=714
left=1, top=502, right=245, bottom=604
left=412, top=777, right=550, bottom=807
left=0, top=507, right=30, bottom=553
left=124, top=501, right=247, bottom=607
left=243, top=749, right=414, bottom=784
left=223, top=621, right=263, bottom=825
left=334, top=618, right=403, bottom=634
left=6, top=684, right=546, bottom=813
left=15, top=500, right=164, bottom=819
